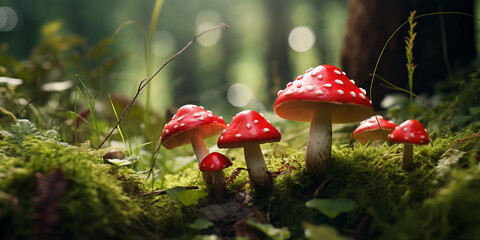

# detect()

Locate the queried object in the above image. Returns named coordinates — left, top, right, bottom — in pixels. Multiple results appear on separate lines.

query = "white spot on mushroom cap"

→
left=193, top=113, right=201, bottom=118
left=210, top=164, right=215, bottom=169
left=172, top=114, right=176, bottom=119
left=180, top=123, right=186, bottom=127
left=287, top=82, right=293, bottom=87
left=317, top=74, right=323, bottom=80
left=342, top=71, right=346, bottom=75
left=220, top=136, right=224, bottom=140
left=334, top=69, right=342, bottom=75
left=246, top=123, right=251, bottom=129
left=305, top=67, right=314, bottom=73
left=335, top=79, right=344, bottom=85
left=403, top=127, right=408, bottom=132
left=359, top=93, right=366, bottom=100
left=219, top=116, right=223, bottom=119
left=277, top=90, right=283, bottom=96
left=410, top=133, right=415, bottom=138
left=420, top=135, right=425, bottom=139
left=360, top=88, right=367, bottom=95
left=207, top=113, right=213, bottom=118
left=350, top=91, right=356, bottom=98
left=307, top=85, right=314, bottom=91
left=323, top=83, right=332, bottom=88
left=337, top=90, right=344, bottom=95
left=310, top=70, right=319, bottom=76
left=199, top=117, right=205, bottom=121
left=315, top=90, right=324, bottom=95
left=298, top=89, right=304, bottom=93
left=236, top=134, right=242, bottom=138
left=202, top=164, right=206, bottom=167
left=296, top=82, right=302, bottom=88
left=263, top=128, right=270, bottom=133
left=254, top=120, right=259, bottom=124
left=350, top=79, right=355, bottom=84
left=165, top=129, right=170, bottom=134
left=174, top=125, right=178, bottom=129
left=284, top=90, right=294, bottom=96
left=177, top=116, right=184, bottom=121
left=296, top=75, right=303, bottom=80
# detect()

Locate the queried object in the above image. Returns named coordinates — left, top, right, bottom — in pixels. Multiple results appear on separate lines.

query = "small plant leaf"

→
left=305, top=198, right=356, bottom=219
left=189, top=218, right=213, bottom=230
left=246, top=219, right=291, bottom=240
left=303, top=222, right=351, bottom=240
left=165, top=187, right=208, bottom=206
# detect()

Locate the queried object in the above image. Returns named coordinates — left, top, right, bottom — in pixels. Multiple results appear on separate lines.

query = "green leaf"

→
left=165, top=187, right=208, bottom=206
left=303, top=222, right=352, bottom=240
left=246, top=219, right=291, bottom=240
left=189, top=218, right=213, bottom=230
left=469, top=106, right=480, bottom=116
left=305, top=198, right=356, bottom=219
left=106, top=159, right=132, bottom=167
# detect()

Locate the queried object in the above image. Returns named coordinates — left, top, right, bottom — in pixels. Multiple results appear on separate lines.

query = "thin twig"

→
left=136, top=186, right=199, bottom=197
left=96, top=23, right=229, bottom=150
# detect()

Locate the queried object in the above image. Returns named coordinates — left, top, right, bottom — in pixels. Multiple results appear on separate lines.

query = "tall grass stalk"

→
left=405, top=11, right=417, bottom=108
left=76, top=75, right=100, bottom=145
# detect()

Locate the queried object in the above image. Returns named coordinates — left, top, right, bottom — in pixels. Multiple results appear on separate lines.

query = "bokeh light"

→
left=153, top=30, right=176, bottom=57
left=227, top=83, right=252, bottom=107
left=195, top=10, right=222, bottom=47
left=0, top=6, right=18, bottom=32
left=288, top=26, right=316, bottom=52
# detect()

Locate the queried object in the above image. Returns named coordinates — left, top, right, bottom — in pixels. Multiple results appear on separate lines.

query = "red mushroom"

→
left=353, top=115, right=397, bottom=145
left=217, top=110, right=281, bottom=190
left=161, top=104, right=227, bottom=183
left=388, top=119, right=430, bottom=170
left=199, top=152, right=232, bottom=197
left=274, top=65, right=373, bottom=178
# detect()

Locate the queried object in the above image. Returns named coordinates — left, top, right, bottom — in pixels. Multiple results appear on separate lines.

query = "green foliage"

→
left=166, top=187, right=208, bottom=206
left=306, top=198, right=356, bottom=219
left=246, top=219, right=291, bottom=240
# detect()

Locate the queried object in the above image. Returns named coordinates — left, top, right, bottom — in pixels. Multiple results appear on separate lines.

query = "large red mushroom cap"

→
left=199, top=152, right=232, bottom=171
left=161, top=104, right=227, bottom=149
left=388, top=119, right=430, bottom=145
left=217, top=110, right=281, bottom=149
left=353, top=115, right=397, bottom=144
left=274, top=65, right=373, bottom=123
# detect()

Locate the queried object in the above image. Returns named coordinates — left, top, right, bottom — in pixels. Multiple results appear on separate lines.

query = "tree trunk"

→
left=341, top=0, right=476, bottom=109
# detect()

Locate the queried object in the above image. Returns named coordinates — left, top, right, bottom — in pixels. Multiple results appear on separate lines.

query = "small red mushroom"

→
left=199, top=152, right=232, bottom=197
left=388, top=119, right=430, bottom=170
left=161, top=104, right=227, bottom=183
left=274, top=65, right=373, bottom=178
left=217, top=110, right=281, bottom=190
left=353, top=115, right=397, bottom=145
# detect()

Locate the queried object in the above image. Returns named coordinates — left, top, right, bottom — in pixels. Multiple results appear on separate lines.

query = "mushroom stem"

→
left=210, top=170, right=226, bottom=197
left=243, top=143, right=272, bottom=190
left=190, top=132, right=212, bottom=183
left=401, top=143, right=414, bottom=170
left=305, top=109, right=332, bottom=178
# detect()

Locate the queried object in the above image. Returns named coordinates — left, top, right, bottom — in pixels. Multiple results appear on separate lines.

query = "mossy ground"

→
left=0, top=118, right=479, bottom=239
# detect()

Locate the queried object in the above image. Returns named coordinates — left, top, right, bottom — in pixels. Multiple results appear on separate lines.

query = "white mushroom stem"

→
left=305, top=109, right=332, bottom=178
left=210, top=170, right=226, bottom=197
left=401, top=143, right=414, bottom=170
left=243, top=143, right=273, bottom=190
left=189, top=131, right=212, bottom=184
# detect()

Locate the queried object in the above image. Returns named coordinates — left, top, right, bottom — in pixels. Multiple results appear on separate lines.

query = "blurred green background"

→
left=0, top=0, right=348, bottom=116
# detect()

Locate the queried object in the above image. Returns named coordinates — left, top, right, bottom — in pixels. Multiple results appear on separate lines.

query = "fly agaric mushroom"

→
left=217, top=110, right=281, bottom=190
left=161, top=104, right=227, bottom=183
left=199, top=152, right=232, bottom=197
left=274, top=65, right=373, bottom=178
left=353, top=115, right=397, bottom=145
left=388, top=119, right=430, bottom=170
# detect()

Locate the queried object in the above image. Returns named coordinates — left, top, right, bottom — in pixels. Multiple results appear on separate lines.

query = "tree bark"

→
left=341, top=0, right=476, bottom=109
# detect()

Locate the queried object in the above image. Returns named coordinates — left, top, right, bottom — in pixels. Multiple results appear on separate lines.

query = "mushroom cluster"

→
left=217, top=110, right=281, bottom=190
left=161, top=104, right=226, bottom=183
left=388, top=119, right=430, bottom=170
left=274, top=65, right=373, bottom=177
